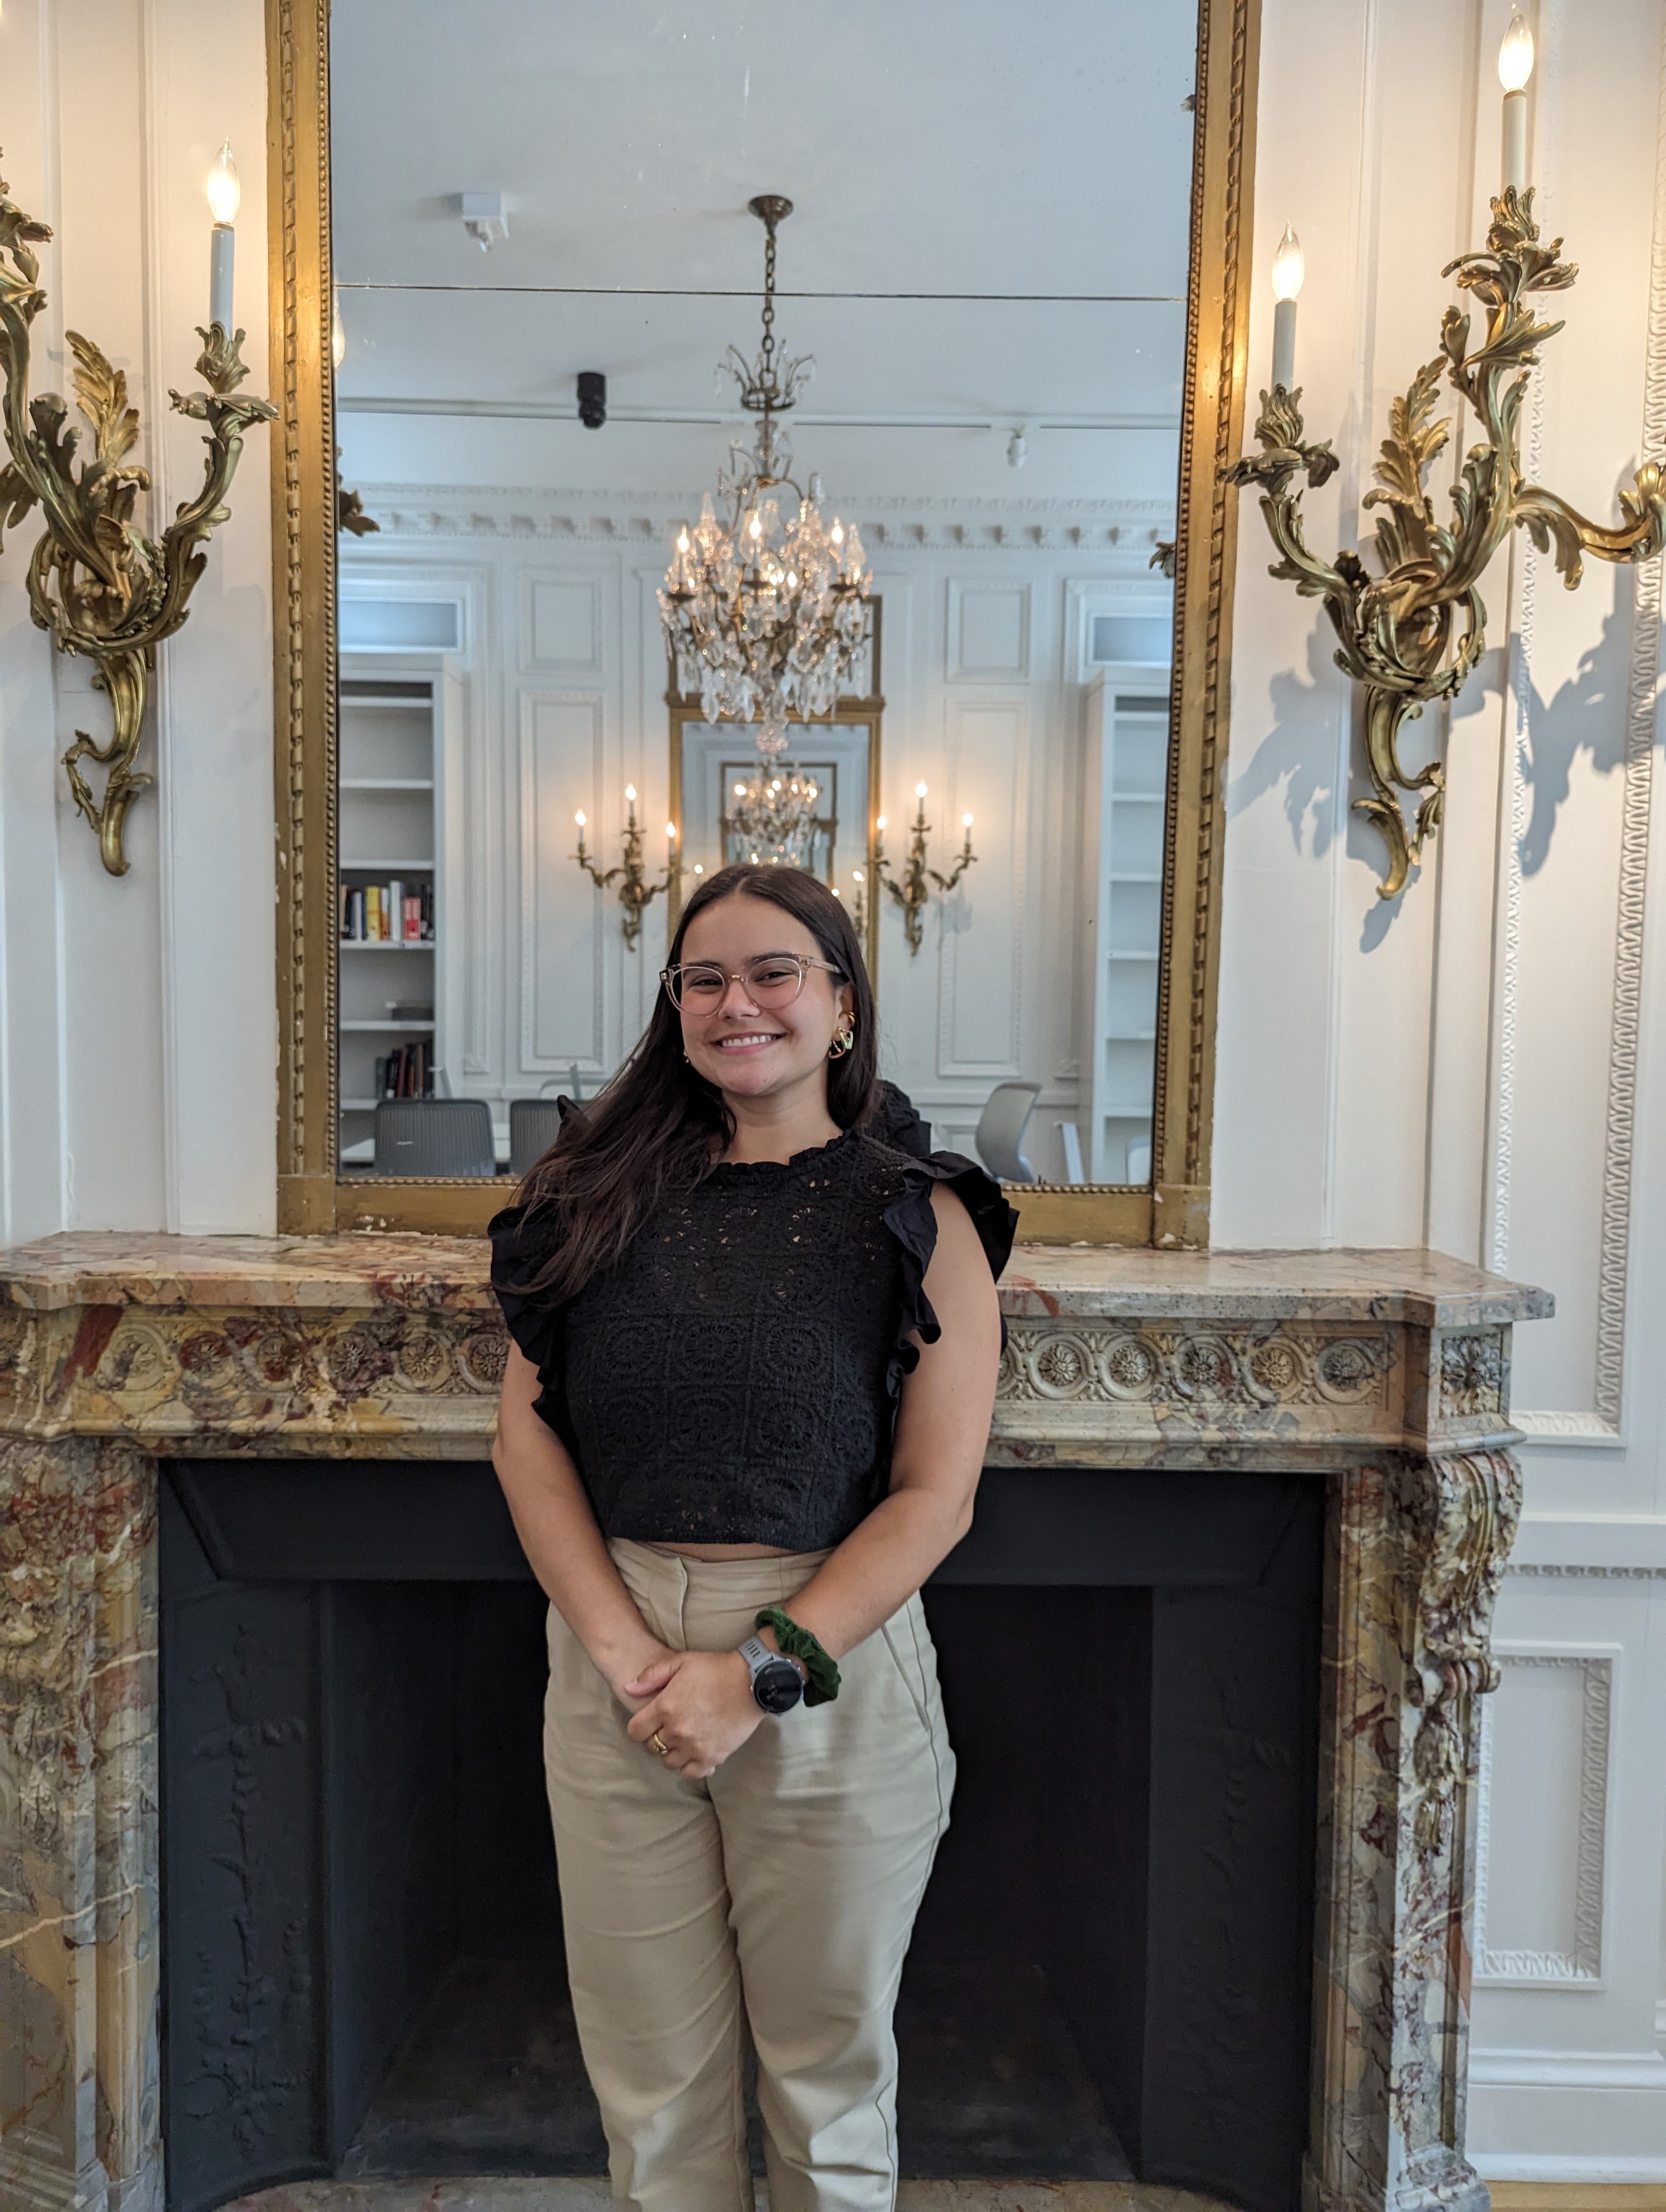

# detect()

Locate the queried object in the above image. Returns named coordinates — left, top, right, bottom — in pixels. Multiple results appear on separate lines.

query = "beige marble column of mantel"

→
left=0, top=1232, right=1551, bottom=2212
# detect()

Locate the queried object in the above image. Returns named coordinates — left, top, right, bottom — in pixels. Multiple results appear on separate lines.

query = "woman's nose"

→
left=716, top=973, right=762, bottom=1017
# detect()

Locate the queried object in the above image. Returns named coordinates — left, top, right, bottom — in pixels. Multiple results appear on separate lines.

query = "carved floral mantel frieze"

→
left=0, top=1232, right=1549, bottom=2212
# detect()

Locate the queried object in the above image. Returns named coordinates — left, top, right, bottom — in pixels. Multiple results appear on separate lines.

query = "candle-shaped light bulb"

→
left=665, top=821, right=677, bottom=843
left=676, top=526, right=690, bottom=554
left=207, top=140, right=240, bottom=224
left=1268, top=223, right=1303, bottom=391
left=1499, top=11, right=1534, bottom=194
left=748, top=512, right=762, bottom=542
left=331, top=288, right=347, bottom=370
left=693, top=863, right=704, bottom=877
left=853, top=869, right=865, bottom=885
left=876, top=815, right=887, bottom=833
left=625, top=783, right=637, bottom=802
left=1498, top=10, right=1535, bottom=91
left=831, top=520, right=845, bottom=546
left=207, top=142, right=238, bottom=332
left=574, top=809, right=587, bottom=829
left=963, top=812, right=975, bottom=829
left=1270, top=224, right=1304, bottom=303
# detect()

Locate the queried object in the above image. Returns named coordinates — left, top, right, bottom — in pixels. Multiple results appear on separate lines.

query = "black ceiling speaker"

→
left=576, top=371, right=607, bottom=429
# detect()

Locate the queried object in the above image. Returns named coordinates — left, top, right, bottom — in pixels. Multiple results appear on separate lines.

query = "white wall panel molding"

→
left=935, top=698, right=1028, bottom=1081
left=1506, top=1564, right=1666, bottom=1580
left=946, top=580, right=1032, bottom=681
left=1476, top=2155, right=1666, bottom=2185
left=350, top=483, right=1172, bottom=556
left=1474, top=1646, right=1616, bottom=1989
left=520, top=569, right=606, bottom=675
left=1492, top=0, right=1666, bottom=1448
left=518, top=690, right=608, bottom=1077
left=1470, top=2048, right=1666, bottom=2089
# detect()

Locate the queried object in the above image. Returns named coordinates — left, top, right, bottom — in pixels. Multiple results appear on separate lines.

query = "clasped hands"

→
left=620, top=1646, right=766, bottom=1780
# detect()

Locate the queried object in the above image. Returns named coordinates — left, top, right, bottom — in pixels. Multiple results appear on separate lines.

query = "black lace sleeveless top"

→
left=488, top=1128, right=1016, bottom=1549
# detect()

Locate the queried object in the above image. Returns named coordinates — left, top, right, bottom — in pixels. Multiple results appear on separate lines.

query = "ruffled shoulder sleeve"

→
left=866, top=1078, right=934, bottom=1160
left=880, top=1149, right=1017, bottom=1396
left=488, top=1200, right=570, bottom=1435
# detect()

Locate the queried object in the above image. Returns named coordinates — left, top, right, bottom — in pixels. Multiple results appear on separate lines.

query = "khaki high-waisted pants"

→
left=542, top=1539, right=954, bottom=2212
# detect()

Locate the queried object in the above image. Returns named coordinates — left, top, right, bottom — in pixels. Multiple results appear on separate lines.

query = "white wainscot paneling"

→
left=938, top=699, right=1027, bottom=1078
left=947, top=580, right=1031, bottom=681
left=522, top=570, right=605, bottom=674
left=519, top=691, right=608, bottom=1076
left=1473, top=1645, right=1617, bottom=1989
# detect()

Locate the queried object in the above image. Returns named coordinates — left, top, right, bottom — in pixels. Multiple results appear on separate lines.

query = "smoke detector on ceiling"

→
left=458, top=191, right=509, bottom=252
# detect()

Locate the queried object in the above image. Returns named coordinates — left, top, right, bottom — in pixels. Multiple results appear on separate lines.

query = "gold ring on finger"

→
left=650, top=1729, right=670, bottom=1757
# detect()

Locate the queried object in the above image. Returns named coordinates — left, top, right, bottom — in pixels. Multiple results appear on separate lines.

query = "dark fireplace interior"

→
left=160, top=1461, right=1320, bottom=2212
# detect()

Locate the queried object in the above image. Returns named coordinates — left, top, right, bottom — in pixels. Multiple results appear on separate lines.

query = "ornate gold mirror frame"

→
left=268, top=0, right=1259, bottom=1241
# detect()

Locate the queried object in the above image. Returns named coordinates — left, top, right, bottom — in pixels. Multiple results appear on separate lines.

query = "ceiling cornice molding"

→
left=344, top=483, right=1176, bottom=555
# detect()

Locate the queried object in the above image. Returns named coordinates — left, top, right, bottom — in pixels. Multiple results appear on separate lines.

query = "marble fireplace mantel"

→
left=0, top=1232, right=1552, bottom=2212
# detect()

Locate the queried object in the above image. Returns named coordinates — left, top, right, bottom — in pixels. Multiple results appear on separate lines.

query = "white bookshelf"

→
left=337, top=673, right=441, bottom=1168
left=1080, top=669, right=1170, bottom=1182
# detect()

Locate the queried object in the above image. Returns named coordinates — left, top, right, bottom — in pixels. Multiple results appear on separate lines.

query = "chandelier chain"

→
left=658, top=194, right=873, bottom=761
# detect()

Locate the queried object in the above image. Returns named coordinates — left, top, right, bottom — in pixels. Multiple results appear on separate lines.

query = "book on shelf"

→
left=338, top=875, right=434, bottom=943
left=374, top=1040, right=433, bottom=1099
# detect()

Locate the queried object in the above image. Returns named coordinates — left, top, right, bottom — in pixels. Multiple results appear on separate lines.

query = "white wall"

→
left=0, top=0, right=275, bottom=1244
left=0, top=0, right=1662, bottom=2182
left=1227, top=0, right=1666, bottom=2179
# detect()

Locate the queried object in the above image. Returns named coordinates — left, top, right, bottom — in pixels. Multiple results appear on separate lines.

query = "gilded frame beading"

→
left=268, top=0, right=1259, bottom=1242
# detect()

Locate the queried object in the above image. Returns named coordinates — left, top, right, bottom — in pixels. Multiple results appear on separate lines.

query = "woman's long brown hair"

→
left=513, top=863, right=879, bottom=1301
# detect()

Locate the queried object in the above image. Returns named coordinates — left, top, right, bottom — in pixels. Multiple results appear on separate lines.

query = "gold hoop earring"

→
left=828, top=1023, right=855, bottom=1060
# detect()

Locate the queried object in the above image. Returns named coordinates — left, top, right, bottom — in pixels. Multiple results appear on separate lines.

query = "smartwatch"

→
left=738, top=1634, right=804, bottom=1716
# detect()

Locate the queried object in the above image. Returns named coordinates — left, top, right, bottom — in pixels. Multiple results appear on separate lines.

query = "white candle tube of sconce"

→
left=962, top=812, right=975, bottom=855
left=1498, top=10, right=1534, bottom=196
left=206, top=142, right=239, bottom=331
left=1270, top=224, right=1303, bottom=390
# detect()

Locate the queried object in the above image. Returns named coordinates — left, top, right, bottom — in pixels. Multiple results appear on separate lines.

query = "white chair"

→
left=1059, top=1122, right=1085, bottom=1185
left=975, top=1082, right=1042, bottom=1182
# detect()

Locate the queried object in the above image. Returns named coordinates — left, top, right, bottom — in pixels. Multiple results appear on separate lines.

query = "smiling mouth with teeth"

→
left=714, top=1032, right=784, bottom=1049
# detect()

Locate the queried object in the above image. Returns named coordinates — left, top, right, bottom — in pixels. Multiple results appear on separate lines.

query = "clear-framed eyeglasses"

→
left=660, top=951, right=845, bottom=1011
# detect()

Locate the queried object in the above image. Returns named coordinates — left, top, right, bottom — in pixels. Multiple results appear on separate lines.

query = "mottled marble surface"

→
left=0, top=1434, right=159, bottom=2212
left=0, top=1231, right=1553, bottom=1328
left=0, top=1229, right=1548, bottom=2212
left=226, top=2181, right=1233, bottom=2212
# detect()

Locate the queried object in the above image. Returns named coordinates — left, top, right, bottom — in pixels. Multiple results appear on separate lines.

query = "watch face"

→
left=753, top=1657, right=803, bottom=1715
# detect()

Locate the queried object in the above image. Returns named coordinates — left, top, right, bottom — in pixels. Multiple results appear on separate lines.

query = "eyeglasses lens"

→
left=670, top=957, right=808, bottom=1009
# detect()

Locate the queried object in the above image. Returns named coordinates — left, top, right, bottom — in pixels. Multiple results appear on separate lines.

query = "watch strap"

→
left=753, top=1606, right=841, bottom=1706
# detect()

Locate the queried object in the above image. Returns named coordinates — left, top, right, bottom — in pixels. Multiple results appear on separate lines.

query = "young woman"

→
left=490, top=860, right=1012, bottom=2212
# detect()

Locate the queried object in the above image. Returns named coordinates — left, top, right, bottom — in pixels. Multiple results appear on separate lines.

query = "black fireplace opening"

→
left=159, top=1461, right=1320, bottom=2212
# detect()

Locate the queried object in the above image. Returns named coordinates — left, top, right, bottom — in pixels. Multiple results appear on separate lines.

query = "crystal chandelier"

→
left=659, top=195, right=872, bottom=758
left=722, top=766, right=823, bottom=869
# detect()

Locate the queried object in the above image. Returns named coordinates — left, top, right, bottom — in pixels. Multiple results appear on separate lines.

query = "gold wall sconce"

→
left=1228, top=11, right=1666, bottom=900
left=573, top=785, right=679, bottom=950
left=873, top=783, right=976, bottom=954
left=0, top=146, right=274, bottom=876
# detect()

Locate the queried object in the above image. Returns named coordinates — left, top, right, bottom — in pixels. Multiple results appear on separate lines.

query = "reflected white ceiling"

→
left=329, top=0, right=1198, bottom=489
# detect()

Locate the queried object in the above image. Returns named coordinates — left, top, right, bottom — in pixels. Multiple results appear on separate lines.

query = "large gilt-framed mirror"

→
left=269, top=0, right=1259, bottom=1240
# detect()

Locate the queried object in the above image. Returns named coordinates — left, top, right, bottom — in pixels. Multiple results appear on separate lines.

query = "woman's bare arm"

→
left=492, top=1342, right=671, bottom=1702
left=769, top=1181, right=1001, bottom=1655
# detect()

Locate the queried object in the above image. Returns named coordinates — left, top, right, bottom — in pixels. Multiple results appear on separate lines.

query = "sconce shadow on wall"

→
left=1227, top=12, right=1666, bottom=901
left=0, top=150, right=273, bottom=877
